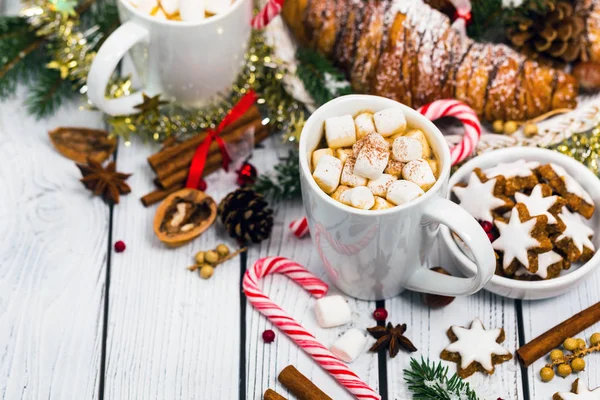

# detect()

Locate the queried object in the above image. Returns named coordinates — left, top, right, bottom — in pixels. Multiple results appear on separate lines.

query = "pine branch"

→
left=253, top=149, right=301, bottom=202
left=25, top=70, right=78, bottom=118
left=296, top=47, right=352, bottom=106
left=403, top=357, right=480, bottom=400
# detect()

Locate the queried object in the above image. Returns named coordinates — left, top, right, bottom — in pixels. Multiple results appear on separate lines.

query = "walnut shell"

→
left=153, top=188, right=217, bottom=247
left=48, top=127, right=117, bottom=164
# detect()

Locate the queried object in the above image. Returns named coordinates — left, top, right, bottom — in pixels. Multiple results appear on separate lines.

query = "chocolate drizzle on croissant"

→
left=283, top=0, right=579, bottom=121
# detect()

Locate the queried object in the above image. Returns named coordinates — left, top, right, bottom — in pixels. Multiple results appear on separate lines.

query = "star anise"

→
left=76, top=158, right=132, bottom=204
left=367, top=322, right=417, bottom=358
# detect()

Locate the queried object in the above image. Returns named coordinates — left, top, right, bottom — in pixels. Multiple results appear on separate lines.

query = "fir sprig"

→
left=403, top=357, right=480, bottom=400
left=253, top=149, right=301, bottom=202
left=296, top=47, right=352, bottom=107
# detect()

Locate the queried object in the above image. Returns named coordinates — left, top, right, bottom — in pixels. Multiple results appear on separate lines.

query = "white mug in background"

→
left=299, top=95, right=496, bottom=301
left=87, top=0, right=252, bottom=116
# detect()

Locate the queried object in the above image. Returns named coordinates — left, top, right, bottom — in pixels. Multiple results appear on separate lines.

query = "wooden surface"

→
left=3, top=4, right=600, bottom=400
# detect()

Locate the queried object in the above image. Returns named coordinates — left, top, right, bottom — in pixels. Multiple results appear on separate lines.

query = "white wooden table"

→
left=3, top=6, right=600, bottom=400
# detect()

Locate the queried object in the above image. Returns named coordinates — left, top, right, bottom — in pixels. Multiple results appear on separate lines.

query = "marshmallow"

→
left=384, top=160, right=405, bottom=178
left=135, top=0, right=156, bottom=13
left=427, top=159, right=439, bottom=177
left=325, top=115, right=357, bottom=149
left=354, top=112, right=376, bottom=140
left=354, top=134, right=389, bottom=180
left=331, top=329, right=368, bottom=363
left=341, top=157, right=368, bottom=187
left=405, top=129, right=431, bottom=158
left=160, top=0, right=180, bottom=15
left=367, top=173, right=397, bottom=197
left=386, top=180, right=424, bottom=206
left=392, top=136, right=423, bottom=162
left=374, top=108, right=407, bottom=137
left=180, top=0, right=205, bottom=21
left=339, top=186, right=375, bottom=210
left=335, top=148, right=353, bottom=164
left=312, top=148, right=334, bottom=171
left=403, top=159, right=436, bottom=190
left=205, top=0, right=229, bottom=14
left=314, top=295, right=352, bottom=328
left=331, top=185, right=349, bottom=201
left=353, top=132, right=388, bottom=157
left=371, top=196, right=395, bottom=210
left=313, top=155, right=342, bottom=194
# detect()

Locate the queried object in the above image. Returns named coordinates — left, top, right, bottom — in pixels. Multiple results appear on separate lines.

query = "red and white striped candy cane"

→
left=251, top=0, right=285, bottom=29
left=243, top=257, right=381, bottom=400
left=289, top=217, right=310, bottom=238
left=417, top=100, right=481, bottom=166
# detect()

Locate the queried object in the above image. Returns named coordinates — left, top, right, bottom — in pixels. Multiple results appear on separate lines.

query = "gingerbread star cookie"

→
left=452, top=169, right=514, bottom=222
left=515, top=183, right=566, bottom=234
left=440, top=318, right=512, bottom=378
left=554, top=207, right=596, bottom=263
left=514, top=251, right=567, bottom=280
left=493, top=203, right=553, bottom=275
left=537, top=163, right=595, bottom=219
left=484, top=159, right=540, bottom=196
left=553, top=378, right=600, bottom=400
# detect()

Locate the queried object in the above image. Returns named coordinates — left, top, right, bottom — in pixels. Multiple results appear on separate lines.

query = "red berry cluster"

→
left=480, top=221, right=497, bottom=243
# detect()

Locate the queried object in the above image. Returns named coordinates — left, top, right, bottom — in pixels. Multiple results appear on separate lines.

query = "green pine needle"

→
left=25, top=70, right=78, bottom=118
left=295, top=47, right=352, bottom=106
left=253, top=149, right=301, bottom=202
left=403, top=357, right=480, bottom=400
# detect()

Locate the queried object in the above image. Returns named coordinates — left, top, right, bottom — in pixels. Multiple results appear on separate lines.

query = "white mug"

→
left=87, top=0, right=252, bottom=116
left=299, top=95, right=496, bottom=300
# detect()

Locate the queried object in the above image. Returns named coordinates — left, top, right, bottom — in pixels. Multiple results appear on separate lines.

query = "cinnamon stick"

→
left=278, top=365, right=332, bottom=400
left=516, top=301, right=600, bottom=367
left=140, top=184, right=183, bottom=207
left=264, top=389, right=287, bottom=400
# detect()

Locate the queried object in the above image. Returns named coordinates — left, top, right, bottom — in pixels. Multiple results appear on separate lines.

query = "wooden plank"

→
left=0, top=93, right=107, bottom=399
left=103, top=139, right=242, bottom=399
left=522, top=277, right=600, bottom=399
left=387, top=242, right=524, bottom=400
left=245, top=137, right=381, bottom=399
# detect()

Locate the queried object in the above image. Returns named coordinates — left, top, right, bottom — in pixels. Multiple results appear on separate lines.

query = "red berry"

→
left=373, top=307, right=388, bottom=321
left=481, top=221, right=493, bottom=233
left=114, top=240, right=126, bottom=253
left=487, top=233, right=496, bottom=242
left=262, top=329, right=275, bottom=343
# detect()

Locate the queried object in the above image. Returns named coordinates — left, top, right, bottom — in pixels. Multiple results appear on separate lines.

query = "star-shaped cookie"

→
left=515, top=184, right=566, bottom=232
left=484, top=159, right=540, bottom=195
left=452, top=169, right=513, bottom=222
left=440, top=318, right=512, bottom=378
left=553, top=378, right=600, bottom=400
left=555, top=207, right=596, bottom=262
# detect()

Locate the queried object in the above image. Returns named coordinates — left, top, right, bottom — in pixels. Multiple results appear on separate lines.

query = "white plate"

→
left=440, top=147, right=600, bottom=300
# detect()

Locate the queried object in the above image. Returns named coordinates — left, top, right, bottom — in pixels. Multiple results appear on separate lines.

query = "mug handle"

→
left=404, top=197, right=496, bottom=296
left=87, top=21, right=150, bottom=116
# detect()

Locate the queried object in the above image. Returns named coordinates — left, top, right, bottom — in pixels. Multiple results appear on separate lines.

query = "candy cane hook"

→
left=243, top=257, right=381, bottom=400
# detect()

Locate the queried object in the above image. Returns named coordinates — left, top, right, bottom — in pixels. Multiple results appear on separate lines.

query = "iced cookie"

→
left=553, top=379, right=600, bottom=400
left=514, top=184, right=566, bottom=234
left=452, top=169, right=514, bottom=222
left=554, top=207, right=595, bottom=263
left=484, top=159, right=540, bottom=196
left=514, top=251, right=567, bottom=281
left=537, top=163, right=595, bottom=219
left=492, top=204, right=553, bottom=275
left=440, top=318, right=512, bottom=378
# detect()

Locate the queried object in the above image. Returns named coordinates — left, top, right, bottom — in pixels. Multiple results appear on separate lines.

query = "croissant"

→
left=282, top=0, right=579, bottom=121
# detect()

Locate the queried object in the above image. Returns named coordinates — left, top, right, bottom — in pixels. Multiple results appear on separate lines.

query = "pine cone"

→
left=218, top=188, right=274, bottom=244
left=506, top=0, right=585, bottom=63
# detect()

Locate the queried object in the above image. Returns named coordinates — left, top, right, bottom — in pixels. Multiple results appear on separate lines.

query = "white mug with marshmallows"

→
left=87, top=0, right=252, bottom=116
left=300, top=95, right=496, bottom=300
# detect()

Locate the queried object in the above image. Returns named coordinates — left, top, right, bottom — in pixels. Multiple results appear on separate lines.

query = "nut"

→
left=216, top=244, right=230, bottom=257
left=205, top=250, right=219, bottom=264
left=199, top=265, right=214, bottom=279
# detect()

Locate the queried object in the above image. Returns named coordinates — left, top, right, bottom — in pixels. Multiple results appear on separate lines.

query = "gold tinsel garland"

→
left=550, top=125, right=600, bottom=177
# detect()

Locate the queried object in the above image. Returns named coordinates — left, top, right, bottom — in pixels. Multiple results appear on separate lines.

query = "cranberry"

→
left=114, top=240, right=126, bottom=253
left=373, top=307, right=388, bottom=321
left=480, top=221, right=493, bottom=233
left=487, top=233, right=496, bottom=242
left=262, top=329, right=276, bottom=343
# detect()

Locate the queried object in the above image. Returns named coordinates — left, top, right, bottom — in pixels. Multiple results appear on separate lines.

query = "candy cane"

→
left=289, top=217, right=310, bottom=238
left=243, top=257, right=381, bottom=400
left=251, top=0, right=285, bottom=30
left=417, top=100, right=481, bottom=166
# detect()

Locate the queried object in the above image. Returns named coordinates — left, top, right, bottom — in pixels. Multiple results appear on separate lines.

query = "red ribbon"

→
left=186, top=90, right=258, bottom=191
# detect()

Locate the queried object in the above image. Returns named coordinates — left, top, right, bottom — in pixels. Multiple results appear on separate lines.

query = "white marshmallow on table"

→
left=160, top=0, right=180, bottom=15
left=331, top=185, right=349, bottom=201
left=331, top=328, right=368, bottom=363
left=180, top=0, right=205, bottom=21
left=374, top=107, right=407, bottom=137
left=205, top=0, right=229, bottom=14
left=325, top=115, right=357, bottom=149
left=354, top=140, right=389, bottom=180
left=392, top=136, right=423, bottom=162
left=386, top=180, right=424, bottom=206
left=312, top=155, right=342, bottom=194
left=405, top=129, right=431, bottom=158
left=384, top=160, right=405, bottom=178
left=354, top=112, right=376, bottom=140
left=341, top=157, right=367, bottom=187
left=339, top=186, right=375, bottom=210
left=371, top=196, right=394, bottom=210
left=403, top=159, right=436, bottom=190
left=353, top=132, right=388, bottom=157
left=367, top=173, right=397, bottom=197
left=312, top=148, right=334, bottom=171
left=335, top=148, right=353, bottom=164
left=314, top=295, right=352, bottom=328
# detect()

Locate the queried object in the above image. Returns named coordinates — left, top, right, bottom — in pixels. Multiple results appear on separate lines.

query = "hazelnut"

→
left=194, top=251, right=205, bottom=264
left=540, top=367, right=554, bottom=382
left=549, top=349, right=564, bottom=361
left=571, top=357, right=585, bottom=372
left=563, top=337, right=578, bottom=351
left=523, top=123, right=539, bottom=137
left=420, top=267, right=455, bottom=308
left=503, top=121, right=519, bottom=135
left=492, top=120, right=504, bottom=133
left=216, top=244, right=230, bottom=257
left=557, top=363, right=572, bottom=378
left=205, top=250, right=219, bottom=264
left=590, top=332, right=600, bottom=346
left=576, top=338, right=587, bottom=350
left=199, top=265, right=214, bottom=279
